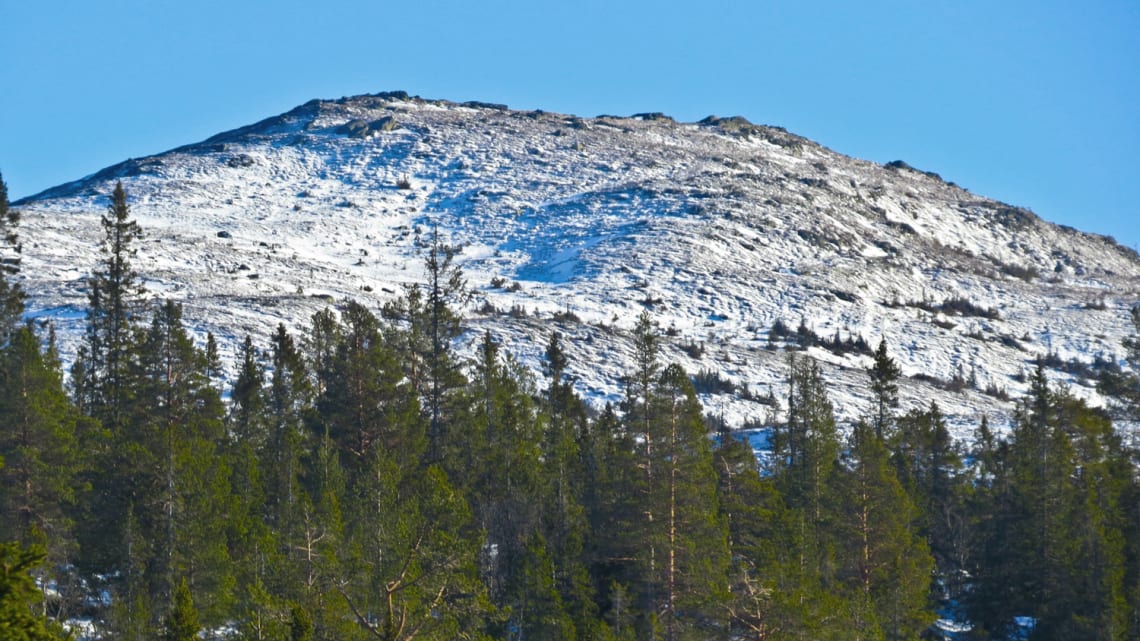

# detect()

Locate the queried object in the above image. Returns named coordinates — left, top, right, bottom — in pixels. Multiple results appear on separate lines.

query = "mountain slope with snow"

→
left=15, top=91, right=1140, bottom=436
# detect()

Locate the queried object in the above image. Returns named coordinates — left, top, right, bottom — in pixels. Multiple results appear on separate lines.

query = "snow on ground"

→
left=15, top=93, right=1140, bottom=442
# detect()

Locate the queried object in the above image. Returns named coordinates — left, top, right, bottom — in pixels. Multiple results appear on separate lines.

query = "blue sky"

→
left=2, top=1, right=1137, bottom=249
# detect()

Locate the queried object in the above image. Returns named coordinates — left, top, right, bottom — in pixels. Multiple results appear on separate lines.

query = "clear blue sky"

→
left=2, top=1, right=1137, bottom=249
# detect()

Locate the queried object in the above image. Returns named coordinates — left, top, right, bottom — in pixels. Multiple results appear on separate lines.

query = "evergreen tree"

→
left=540, top=331, right=597, bottom=640
left=230, top=335, right=267, bottom=445
left=622, top=311, right=660, bottom=461
left=769, top=353, right=850, bottom=639
left=509, top=532, right=578, bottom=641
left=131, top=300, right=233, bottom=622
left=0, top=172, right=25, bottom=340
left=714, top=435, right=790, bottom=641
left=77, top=181, right=143, bottom=428
left=616, top=316, right=730, bottom=640
left=584, top=404, right=643, bottom=639
left=1098, top=304, right=1140, bottom=426
left=452, top=331, right=545, bottom=606
left=163, top=579, right=200, bottom=641
left=383, top=229, right=470, bottom=462
left=0, top=326, right=83, bottom=550
left=340, top=460, right=489, bottom=641
left=316, top=301, right=422, bottom=478
left=837, top=422, right=934, bottom=641
left=649, top=363, right=730, bottom=641
left=775, top=353, right=840, bottom=531
left=263, top=323, right=313, bottom=589
left=868, top=338, right=901, bottom=440
left=970, top=364, right=1132, bottom=640
left=0, top=542, right=69, bottom=641
left=890, top=402, right=968, bottom=591
left=422, top=228, right=470, bottom=456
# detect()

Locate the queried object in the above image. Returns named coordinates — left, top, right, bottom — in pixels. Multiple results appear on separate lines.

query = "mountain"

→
left=14, top=91, right=1140, bottom=437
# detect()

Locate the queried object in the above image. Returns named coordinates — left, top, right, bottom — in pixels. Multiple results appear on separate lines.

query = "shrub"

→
left=692, top=368, right=736, bottom=395
left=679, top=341, right=704, bottom=359
left=552, top=309, right=581, bottom=324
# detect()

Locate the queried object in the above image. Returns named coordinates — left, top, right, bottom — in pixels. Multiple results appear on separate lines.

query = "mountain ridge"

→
left=14, top=91, right=1140, bottom=436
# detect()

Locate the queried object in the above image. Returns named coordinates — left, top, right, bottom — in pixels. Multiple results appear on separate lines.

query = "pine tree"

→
left=890, top=402, right=968, bottom=589
left=0, top=542, right=69, bottom=641
left=131, top=300, right=233, bottom=621
left=868, top=338, right=901, bottom=440
left=78, top=181, right=143, bottom=429
left=340, top=460, right=489, bottom=641
left=263, top=323, right=312, bottom=586
left=0, top=172, right=25, bottom=340
left=715, top=435, right=789, bottom=640
left=0, top=325, right=85, bottom=572
left=650, top=363, right=730, bottom=641
left=838, top=422, right=935, bottom=641
left=316, top=301, right=422, bottom=478
left=230, top=335, right=266, bottom=445
left=382, top=229, right=470, bottom=462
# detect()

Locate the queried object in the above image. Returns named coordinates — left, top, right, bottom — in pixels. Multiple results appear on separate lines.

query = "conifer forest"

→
left=6, top=178, right=1140, bottom=641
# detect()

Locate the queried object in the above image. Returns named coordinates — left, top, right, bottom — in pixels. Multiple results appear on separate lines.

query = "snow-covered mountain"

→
left=15, top=91, right=1140, bottom=437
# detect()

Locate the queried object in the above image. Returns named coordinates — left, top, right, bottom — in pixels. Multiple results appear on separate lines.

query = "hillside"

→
left=15, top=91, right=1140, bottom=436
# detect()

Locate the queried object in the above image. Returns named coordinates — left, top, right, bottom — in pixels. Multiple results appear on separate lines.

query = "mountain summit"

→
left=15, top=91, right=1140, bottom=433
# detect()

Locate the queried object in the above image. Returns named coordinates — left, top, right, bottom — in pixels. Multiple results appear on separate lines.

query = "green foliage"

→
left=868, top=338, right=901, bottom=440
left=0, top=171, right=25, bottom=338
left=2, top=190, right=1140, bottom=641
left=839, top=422, right=935, bottom=640
left=0, top=543, right=68, bottom=641
left=0, top=326, right=84, bottom=552
left=163, top=579, right=200, bottom=641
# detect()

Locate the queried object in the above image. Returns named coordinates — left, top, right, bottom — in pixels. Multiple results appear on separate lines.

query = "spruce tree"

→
left=422, top=228, right=469, bottom=449
left=0, top=325, right=84, bottom=569
left=132, top=300, right=232, bottom=622
left=454, top=330, right=545, bottom=606
left=540, top=331, right=597, bottom=639
left=229, top=335, right=266, bottom=445
left=263, top=323, right=312, bottom=579
left=381, top=228, right=470, bottom=461
left=78, top=181, right=143, bottom=428
left=890, top=402, right=968, bottom=588
left=163, top=579, right=200, bottom=641
left=316, top=301, right=422, bottom=478
left=868, top=338, right=901, bottom=440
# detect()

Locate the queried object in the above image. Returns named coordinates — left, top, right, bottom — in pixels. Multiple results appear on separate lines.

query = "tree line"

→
left=4, top=178, right=1140, bottom=640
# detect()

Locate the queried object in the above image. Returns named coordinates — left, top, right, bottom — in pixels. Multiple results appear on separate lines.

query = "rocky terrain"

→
left=16, top=91, right=1140, bottom=438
